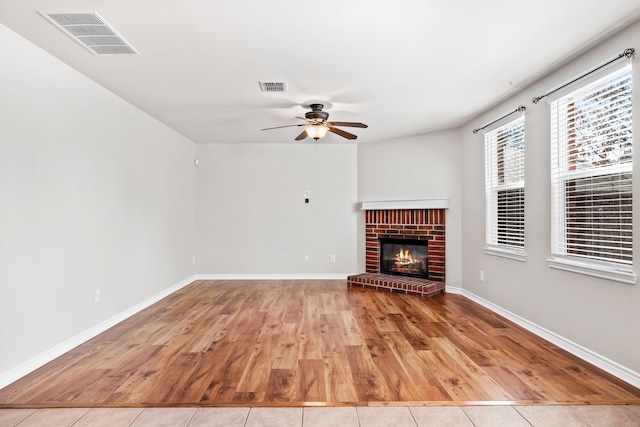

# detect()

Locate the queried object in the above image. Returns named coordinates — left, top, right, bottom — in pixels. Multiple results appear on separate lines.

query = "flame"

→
left=395, top=249, right=414, bottom=264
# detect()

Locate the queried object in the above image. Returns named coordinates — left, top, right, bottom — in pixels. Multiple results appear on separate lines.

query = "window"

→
left=485, top=116, right=525, bottom=260
left=549, top=64, right=634, bottom=282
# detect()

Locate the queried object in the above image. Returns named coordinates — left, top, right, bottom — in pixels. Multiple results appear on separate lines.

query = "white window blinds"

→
left=485, top=117, right=525, bottom=254
left=550, top=65, right=633, bottom=267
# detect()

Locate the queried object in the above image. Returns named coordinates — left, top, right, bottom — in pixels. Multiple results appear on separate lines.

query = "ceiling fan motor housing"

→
left=305, top=104, right=329, bottom=122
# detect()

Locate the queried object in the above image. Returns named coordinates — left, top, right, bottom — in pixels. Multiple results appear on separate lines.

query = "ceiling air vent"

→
left=40, top=11, right=139, bottom=55
left=259, top=81, right=287, bottom=92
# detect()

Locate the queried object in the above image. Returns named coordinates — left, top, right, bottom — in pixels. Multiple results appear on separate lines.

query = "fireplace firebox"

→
left=379, top=238, right=429, bottom=279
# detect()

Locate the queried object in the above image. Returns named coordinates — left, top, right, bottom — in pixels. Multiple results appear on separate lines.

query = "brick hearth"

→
left=348, top=273, right=444, bottom=297
left=348, top=208, right=446, bottom=297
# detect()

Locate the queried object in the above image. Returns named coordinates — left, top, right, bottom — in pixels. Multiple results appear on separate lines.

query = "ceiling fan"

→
left=261, top=103, right=368, bottom=141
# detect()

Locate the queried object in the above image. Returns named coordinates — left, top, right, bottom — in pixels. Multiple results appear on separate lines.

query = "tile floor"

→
left=1, top=405, right=639, bottom=427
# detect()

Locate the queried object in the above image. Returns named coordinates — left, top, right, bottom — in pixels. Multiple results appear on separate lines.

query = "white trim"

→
left=483, top=246, right=527, bottom=262
left=547, top=256, right=636, bottom=284
left=444, top=285, right=463, bottom=294
left=0, top=275, right=196, bottom=389
left=195, top=274, right=349, bottom=281
left=461, top=289, right=640, bottom=389
left=360, top=199, right=449, bottom=210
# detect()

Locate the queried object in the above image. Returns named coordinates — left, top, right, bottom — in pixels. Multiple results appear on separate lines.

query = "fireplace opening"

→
left=379, top=238, right=429, bottom=279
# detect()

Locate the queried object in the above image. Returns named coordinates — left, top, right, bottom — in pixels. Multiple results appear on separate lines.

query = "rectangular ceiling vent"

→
left=259, top=81, right=287, bottom=92
left=40, top=11, right=139, bottom=55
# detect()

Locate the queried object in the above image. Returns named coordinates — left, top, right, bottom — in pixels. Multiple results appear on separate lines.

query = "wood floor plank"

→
left=296, top=359, right=326, bottom=401
left=236, top=336, right=278, bottom=394
left=338, top=311, right=365, bottom=346
left=271, top=323, right=301, bottom=370
left=0, top=280, right=639, bottom=408
left=344, top=345, right=392, bottom=401
left=322, top=351, right=359, bottom=402
left=265, top=369, right=297, bottom=402
left=297, top=317, right=324, bottom=360
left=365, top=337, right=424, bottom=401
left=380, top=332, right=453, bottom=401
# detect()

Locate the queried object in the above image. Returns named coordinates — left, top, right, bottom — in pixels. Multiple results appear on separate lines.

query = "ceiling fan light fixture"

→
left=304, top=124, right=329, bottom=140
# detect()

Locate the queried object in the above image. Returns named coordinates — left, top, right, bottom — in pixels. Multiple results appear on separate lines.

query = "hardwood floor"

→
left=1, top=280, right=639, bottom=408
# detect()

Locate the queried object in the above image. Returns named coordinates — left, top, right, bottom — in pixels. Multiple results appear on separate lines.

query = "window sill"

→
left=547, top=256, right=637, bottom=284
left=483, top=246, right=526, bottom=262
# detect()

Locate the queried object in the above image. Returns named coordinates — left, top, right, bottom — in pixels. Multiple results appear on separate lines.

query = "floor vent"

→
left=259, top=81, right=287, bottom=92
left=40, top=11, right=139, bottom=55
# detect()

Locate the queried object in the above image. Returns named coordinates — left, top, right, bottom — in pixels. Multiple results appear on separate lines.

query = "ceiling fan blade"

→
left=328, top=126, right=358, bottom=140
left=327, top=121, right=368, bottom=128
left=294, top=130, right=308, bottom=141
left=260, top=124, right=304, bottom=131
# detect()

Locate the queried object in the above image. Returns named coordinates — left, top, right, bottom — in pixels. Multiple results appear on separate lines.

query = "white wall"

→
left=460, top=21, right=640, bottom=377
left=357, top=130, right=463, bottom=288
left=0, top=24, right=197, bottom=377
left=196, top=143, right=358, bottom=276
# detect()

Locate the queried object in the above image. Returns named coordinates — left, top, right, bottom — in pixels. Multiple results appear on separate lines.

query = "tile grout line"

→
left=460, top=406, right=478, bottom=427
left=70, top=408, right=88, bottom=427
left=243, top=407, right=252, bottom=427
left=511, top=405, right=538, bottom=427
left=407, top=406, right=419, bottom=427
left=184, top=407, right=197, bottom=427
left=517, top=406, right=536, bottom=427
left=17, top=408, right=40, bottom=427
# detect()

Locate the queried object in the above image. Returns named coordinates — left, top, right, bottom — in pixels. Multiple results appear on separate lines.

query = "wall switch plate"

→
left=94, top=289, right=101, bottom=303
left=331, top=255, right=336, bottom=263
left=304, top=255, right=309, bottom=262
left=480, top=271, right=485, bottom=282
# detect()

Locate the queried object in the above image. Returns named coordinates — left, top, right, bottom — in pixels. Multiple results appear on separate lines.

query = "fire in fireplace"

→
left=379, top=238, right=429, bottom=279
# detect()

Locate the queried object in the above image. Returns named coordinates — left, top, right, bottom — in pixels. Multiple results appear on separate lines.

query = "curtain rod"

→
left=532, top=48, right=635, bottom=104
left=472, top=105, right=525, bottom=134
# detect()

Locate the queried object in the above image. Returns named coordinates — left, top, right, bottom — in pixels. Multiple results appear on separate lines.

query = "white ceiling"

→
left=1, top=1, right=640, bottom=144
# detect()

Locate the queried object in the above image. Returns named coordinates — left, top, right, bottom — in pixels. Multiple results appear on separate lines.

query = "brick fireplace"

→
left=348, top=202, right=446, bottom=297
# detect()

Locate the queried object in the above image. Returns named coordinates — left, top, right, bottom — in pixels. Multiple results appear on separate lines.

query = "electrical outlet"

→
left=304, top=255, right=309, bottom=262
left=94, top=289, right=101, bottom=303
left=331, top=255, right=336, bottom=263
left=480, top=271, right=485, bottom=282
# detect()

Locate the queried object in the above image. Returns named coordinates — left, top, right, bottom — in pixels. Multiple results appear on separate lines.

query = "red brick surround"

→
left=348, top=208, right=446, bottom=297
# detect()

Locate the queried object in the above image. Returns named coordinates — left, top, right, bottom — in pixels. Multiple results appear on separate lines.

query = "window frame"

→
left=484, top=116, right=526, bottom=261
left=547, top=64, right=635, bottom=284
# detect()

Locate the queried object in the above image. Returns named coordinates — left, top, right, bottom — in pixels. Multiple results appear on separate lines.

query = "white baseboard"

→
left=195, top=274, right=349, bottom=281
left=444, top=285, right=463, bottom=294
left=0, top=275, right=196, bottom=390
left=460, top=288, right=640, bottom=389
